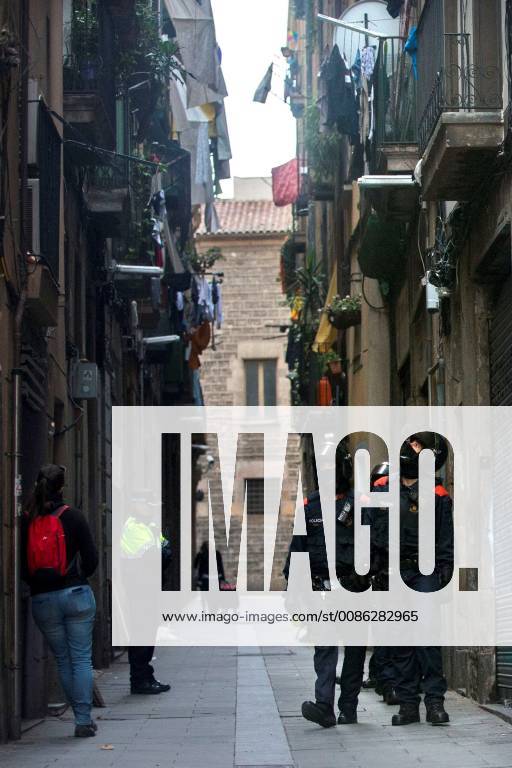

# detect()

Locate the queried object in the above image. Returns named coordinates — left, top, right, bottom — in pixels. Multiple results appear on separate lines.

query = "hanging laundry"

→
left=386, top=0, right=404, bottom=18
left=205, top=201, right=220, bottom=233
left=352, top=49, right=362, bottom=90
left=325, top=44, right=358, bottom=139
left=195, top=121, right=211, bottom=187
left=176, top=291, right=184, bottom=311
left=404, top=26, right=418, bottom=79
left=361, top=46, right=376, bottom=80
left=271, top=158, right=298, bottom=207
left=253, top=63, right=274, bottom=103
left=214, top=281, right=223, bottom=328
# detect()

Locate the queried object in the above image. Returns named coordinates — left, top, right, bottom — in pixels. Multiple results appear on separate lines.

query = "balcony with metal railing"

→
left=84, top=157, right=130, bottom=237
left=373, top=38, right=418, bottom=171
left=63, top=2, right=116, bottom=150
left=367, top=38, right=419, bottom=222
left=416, top=0, right=504, bottom=200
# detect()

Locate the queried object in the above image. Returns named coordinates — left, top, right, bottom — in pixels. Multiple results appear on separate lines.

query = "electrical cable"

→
left=362, top=275, right=386, bottom=310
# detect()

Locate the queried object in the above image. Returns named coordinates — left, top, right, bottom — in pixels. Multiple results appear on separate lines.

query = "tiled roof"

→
left=197, top=200, right=292, bottom=236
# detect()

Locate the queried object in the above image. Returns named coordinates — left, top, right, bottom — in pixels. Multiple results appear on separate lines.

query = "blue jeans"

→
left=31, top=585, right=96, bottom=725
left=191, top=368, right=204, bottom=405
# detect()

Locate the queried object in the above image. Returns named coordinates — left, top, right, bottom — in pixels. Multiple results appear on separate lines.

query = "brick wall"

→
left=194, top=232, right=300, bottom=587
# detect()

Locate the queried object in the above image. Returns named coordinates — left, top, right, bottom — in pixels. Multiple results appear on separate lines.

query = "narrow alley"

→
left=1, top=647, right=512, bottom=768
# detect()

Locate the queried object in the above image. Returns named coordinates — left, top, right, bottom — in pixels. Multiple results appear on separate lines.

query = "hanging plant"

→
left=324, top=294, right=362, bottom=330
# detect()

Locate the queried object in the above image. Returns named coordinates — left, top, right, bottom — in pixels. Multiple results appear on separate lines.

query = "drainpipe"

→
left=11, top=294, right=25, bottom=741
left=10, top=0, right=29, bottom=738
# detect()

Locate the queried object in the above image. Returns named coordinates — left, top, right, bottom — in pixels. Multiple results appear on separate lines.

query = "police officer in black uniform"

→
left=371, top=433, right=453, bottom=726
left=284, top=447, right=369, bottom=727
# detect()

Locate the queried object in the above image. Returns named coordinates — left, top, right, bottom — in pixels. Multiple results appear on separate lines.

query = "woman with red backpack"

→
left=22, top=464, right=99, bottom=737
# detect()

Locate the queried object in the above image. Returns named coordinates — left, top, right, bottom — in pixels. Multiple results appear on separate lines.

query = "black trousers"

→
left=393, top=571, right=446, bottom=706
left=314, top=646, right=366, bottom=715
left=128, top=646, right=155, bottom=685
left=373, top=646, right=396, bottom=692
left=339, top=646, right=366, bottom=715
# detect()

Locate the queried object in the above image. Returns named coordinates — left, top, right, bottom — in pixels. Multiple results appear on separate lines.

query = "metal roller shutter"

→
left=490, top=275, right=512, bottom=701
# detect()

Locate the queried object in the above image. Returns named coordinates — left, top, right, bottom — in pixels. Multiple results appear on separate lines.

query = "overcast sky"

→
left=211, top=0, right=296, bottom=192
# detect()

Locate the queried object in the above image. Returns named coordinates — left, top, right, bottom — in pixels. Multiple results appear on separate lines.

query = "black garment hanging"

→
left=386, top=0, right=404, bottom=18
left=324, top=44, right=359, bottom=139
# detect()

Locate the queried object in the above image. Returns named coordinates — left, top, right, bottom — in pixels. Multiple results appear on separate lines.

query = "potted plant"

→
left=325, top=294, right=362, bottom=330
left=324, top=350, right=342, bottom=376
left=304, top=105, right=343, bottom=200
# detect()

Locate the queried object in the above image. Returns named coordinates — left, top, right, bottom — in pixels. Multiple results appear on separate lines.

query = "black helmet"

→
left=335, top=444, right=353, bottom=493
left=371, top=461, right=389, bottom=487
left=400, top=432, right=448, bottom=479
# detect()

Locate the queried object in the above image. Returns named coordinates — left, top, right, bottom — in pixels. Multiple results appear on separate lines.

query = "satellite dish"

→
left=334, top=0, right=400, bottom=66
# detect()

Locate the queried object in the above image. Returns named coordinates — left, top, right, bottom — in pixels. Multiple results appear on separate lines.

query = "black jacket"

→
left=370, top=476, right=454, bottom=571
left=283, top=490, right=359, bottom=581
left=21, top=502, right=99, bottom=596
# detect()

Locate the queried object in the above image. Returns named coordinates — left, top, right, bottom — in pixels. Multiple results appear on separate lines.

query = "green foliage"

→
left=184, top=246, right=223, bottom=274
left=304, top=105, right=343, bottom=183
left=291, top=251, right=326, bottom=325
left=325, top=294, right=362, bottom=314
left=116, top=1, right=183, bottom=85
left=70, top=1, right=99, bottom=62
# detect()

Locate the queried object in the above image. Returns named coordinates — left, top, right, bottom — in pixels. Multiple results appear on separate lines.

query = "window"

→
left=245, top=359, right=277, bottom=406
left=246, top=479, right=264, bottom=515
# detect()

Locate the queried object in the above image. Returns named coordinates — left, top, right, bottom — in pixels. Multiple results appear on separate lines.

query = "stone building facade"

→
left=194, top=181, right=299, bottom=589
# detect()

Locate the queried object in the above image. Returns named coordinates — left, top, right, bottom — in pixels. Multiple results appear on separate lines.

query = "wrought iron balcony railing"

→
left=374, top=38, right=418, bottom=149
left=416, top=0, right=502, bottom=154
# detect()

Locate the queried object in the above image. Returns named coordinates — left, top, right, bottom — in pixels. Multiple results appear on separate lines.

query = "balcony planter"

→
left=327, top=357, right=342, bottom=376
left=328, top=307, right=361, bottom=330
left=324, top=295, right=362, bottom=331
left=26, top=262, right=59, bottom=327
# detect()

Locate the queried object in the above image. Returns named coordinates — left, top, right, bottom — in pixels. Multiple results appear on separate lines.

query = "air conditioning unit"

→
left=26, top=179, right=41, bottom=256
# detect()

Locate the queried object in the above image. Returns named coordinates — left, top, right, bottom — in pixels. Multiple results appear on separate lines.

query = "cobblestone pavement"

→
left=1, top=647, right=512, bottom=768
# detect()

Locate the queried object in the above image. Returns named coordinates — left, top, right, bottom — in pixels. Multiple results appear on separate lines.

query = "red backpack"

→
left=27, top=506, right=70, bottom=577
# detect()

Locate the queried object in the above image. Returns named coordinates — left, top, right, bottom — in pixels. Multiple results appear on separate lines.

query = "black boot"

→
left=301, top=701, right=336, bottom=728
left=384, top=688, right=400, bottom=705
left=392, top=703, right=420, bottom=725
left=131, top=679, right=171, bottom=695
left=337, top=709, right=357, bottom=724
left=362, top=677, right=376, bottom=689
left=426, top=700, right=450, bottom=725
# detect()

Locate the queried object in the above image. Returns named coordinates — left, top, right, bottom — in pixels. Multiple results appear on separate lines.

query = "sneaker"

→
left=130, top=679, right=171, bottom=695
left=301, top=700, right=337, bottom=728
left=74, top=723, right=96, bottom=738
left=426, top=700, right=450, bottom=725
left=391, top=704, right=420, bottom=726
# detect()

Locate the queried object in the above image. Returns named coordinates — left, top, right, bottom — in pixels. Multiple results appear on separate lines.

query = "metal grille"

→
left=374, top=38, right=417, bottom=147
left=246, top=479, right=265, bottom=515
left=490, top=276, right=512, bottom=702
left=416, top=0, right=502, bottom=153
left=490, top=278, right=512, bottom=406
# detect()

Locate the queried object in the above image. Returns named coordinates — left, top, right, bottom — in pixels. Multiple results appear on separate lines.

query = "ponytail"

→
left=26, top=464, right=66, bottom=520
